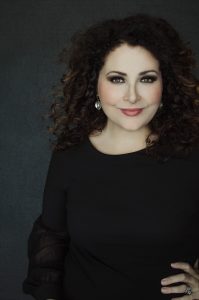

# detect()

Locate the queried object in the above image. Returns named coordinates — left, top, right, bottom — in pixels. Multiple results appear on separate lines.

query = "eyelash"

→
left=108, top=75, right=158, bottom=84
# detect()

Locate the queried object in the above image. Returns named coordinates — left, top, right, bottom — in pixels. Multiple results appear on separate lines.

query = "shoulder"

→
left=49, top=141, right=87, bottom=167
left=177, top=146, right=199, bottom=168
left=186, top=146, right=199, bottom=160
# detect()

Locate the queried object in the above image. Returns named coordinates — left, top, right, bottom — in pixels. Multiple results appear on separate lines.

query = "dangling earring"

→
left=159, top=102, right=163, bottom=109
left=95, top=95, right=102, bottom=110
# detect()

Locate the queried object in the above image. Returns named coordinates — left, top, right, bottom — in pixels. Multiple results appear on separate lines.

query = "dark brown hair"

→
left=45, top=13, right=199, bottom=162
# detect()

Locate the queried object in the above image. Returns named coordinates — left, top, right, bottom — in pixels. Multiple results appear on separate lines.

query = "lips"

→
left=120, top=108, right=143, bottom=111
left=120, top=108, right=143, bottom=116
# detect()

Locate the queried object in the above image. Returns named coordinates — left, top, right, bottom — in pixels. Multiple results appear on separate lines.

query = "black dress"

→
left=22, top=137, right=199, bottom=300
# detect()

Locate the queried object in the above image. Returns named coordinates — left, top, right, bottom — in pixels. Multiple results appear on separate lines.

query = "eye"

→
left=107, top=75, right=158, bottom=84
left=140, top=76, right=157, bottom=83
left=107, top=76, right=124, bottom=84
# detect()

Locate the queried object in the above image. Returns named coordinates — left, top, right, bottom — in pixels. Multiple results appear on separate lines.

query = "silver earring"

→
left=95, top=95, right=102, bottom=110
left=159, top=102, right=163, bottom=109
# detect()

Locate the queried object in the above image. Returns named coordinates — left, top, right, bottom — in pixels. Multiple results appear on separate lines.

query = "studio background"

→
left=0, top=1, right=198, bottom=299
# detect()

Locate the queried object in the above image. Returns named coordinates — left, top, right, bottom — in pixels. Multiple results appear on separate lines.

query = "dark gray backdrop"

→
left=1, top=1, right=198, bottom=299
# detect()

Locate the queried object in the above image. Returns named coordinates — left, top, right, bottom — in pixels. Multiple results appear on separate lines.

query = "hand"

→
left=160, top=261, right=199, bottom=299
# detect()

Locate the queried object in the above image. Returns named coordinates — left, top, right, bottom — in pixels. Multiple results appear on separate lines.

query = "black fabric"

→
left=22, top=137, right=199, bottom=300
left=22, top=215, right=69, bottom=300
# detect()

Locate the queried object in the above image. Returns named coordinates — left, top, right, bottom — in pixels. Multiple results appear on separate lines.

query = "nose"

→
left=124, top=82, right=140, bottom=103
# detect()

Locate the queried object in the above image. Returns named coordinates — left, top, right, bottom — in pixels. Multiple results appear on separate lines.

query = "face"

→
left=97, top=43, right=163, bottom=134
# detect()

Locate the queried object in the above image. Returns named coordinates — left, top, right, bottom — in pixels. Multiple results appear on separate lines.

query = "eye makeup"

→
left=107, top=75, right=158, bottom=84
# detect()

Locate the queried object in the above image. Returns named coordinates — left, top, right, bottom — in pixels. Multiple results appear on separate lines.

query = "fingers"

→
left=161, top=272, right=193, bottom=286
left=161, top=283, right=188, bottom=294
left=194, top=258, right=199, bottom=271
left=161, top=261, right=199, bottom=297
left=170, top=262, right=199, bottom=280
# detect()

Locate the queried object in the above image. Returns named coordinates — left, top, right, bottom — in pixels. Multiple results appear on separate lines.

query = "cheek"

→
left=98, top=81, right=118, bottom=105
left=146, top=85, right=163, bottom=104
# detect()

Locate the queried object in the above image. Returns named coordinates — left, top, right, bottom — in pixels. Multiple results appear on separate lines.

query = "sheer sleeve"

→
left=22, top=150, right=71, bottom=300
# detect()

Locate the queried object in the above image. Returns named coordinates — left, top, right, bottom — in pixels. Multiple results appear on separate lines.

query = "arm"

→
left=22, top=150, right=70, bottom=300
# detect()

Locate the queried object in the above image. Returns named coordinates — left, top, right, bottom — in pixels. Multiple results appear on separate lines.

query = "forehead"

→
left=102, top=43, right=160, bottom=71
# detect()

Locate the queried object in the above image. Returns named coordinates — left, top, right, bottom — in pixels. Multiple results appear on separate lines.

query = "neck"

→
left=101, top=120, right=152, bottom=150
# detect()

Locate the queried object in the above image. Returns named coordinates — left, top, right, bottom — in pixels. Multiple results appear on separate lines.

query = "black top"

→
left=22, top=137, right=199, bottom=300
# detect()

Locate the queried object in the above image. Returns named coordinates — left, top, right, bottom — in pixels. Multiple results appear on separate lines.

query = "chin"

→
left=119, top=124, right=142, bottom=131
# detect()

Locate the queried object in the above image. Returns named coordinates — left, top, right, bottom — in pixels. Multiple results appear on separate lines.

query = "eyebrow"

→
left=106, top=70, right=159, bottom=76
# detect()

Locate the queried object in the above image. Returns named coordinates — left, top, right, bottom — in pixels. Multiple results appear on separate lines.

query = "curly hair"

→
left=45, top=13, right=199, bottom=162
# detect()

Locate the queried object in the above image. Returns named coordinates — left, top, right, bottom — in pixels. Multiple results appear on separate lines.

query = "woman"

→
left=22, top=13, right=199, bottom=300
